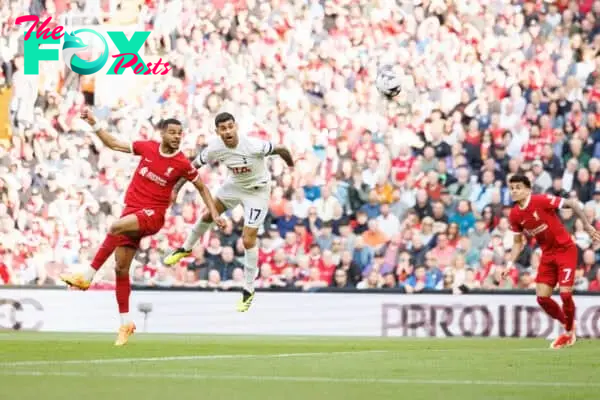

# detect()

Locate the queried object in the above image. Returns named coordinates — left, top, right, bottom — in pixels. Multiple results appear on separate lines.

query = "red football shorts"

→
left=537, top=244, right=578, bottom=288
left=114, top=206, right=166, bottom=249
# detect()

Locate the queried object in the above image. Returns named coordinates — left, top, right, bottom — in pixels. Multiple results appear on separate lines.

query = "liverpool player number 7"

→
left=60, top=108, right=226, bottom=346
left=508, top=174, right=600, bottom=349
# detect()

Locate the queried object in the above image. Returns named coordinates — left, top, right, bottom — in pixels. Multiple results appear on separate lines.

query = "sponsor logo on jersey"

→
left=230, top=166, right=252, bottom=175
left=523, top=224, right=548, bottom=237
left=139, top=166, right=168, bottom=186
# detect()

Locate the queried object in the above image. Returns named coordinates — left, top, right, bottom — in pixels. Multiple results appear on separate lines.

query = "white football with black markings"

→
left=375, top=64, right=402, bottom=98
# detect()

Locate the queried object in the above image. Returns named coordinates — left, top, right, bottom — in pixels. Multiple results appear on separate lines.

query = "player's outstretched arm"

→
left=563, top=198, right=600, bottom=241
left=191, top=178, right=226, bottom=230
left=81, top=108, right=132, bottom=153
left=271, top=146, right=294, bottom=167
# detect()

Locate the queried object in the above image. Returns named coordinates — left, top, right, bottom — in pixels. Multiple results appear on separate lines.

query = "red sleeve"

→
left=181, top=159, right=200, bottom=182
left=509, top=210, right=522, bottom=233
left=535, top=194, right=564, bottom=211
left=131, top=140, right=151, bottom=156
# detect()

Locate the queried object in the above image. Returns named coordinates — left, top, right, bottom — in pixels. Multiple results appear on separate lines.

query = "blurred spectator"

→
left=574, top=267, right=590, bottom=292
left=212, top=246, right=243, bottom=281
left=315, top=221, right=335, bottom=251
left=356, top=270, right=382, bottom=290
left=362, top=220, right=388, bottom=251
left=403, top=266, right=436, bottom=293
left=331, top=268, right=353, bottom=289
left=142, top=249, right=162, bottom=279
left=151, top=266, right=177, bottom=288
left=314, top=185, right=340, bottom=222
left=296, top=266, right=328, bottom=291
left=276, top=203, right=298, bottom=238
left=483, top=266, right=515, bottom=290
left=376, top=203, right=400, bottom=238
left=206, top=269, right=222, bottom=290
left=221, top=267, right=245, bottom=290
left=256, top=264, right=285, bottom=289
left=187, top=246, right=211, bottom=280
left=450, top=200, right=475, bottom=236
left=430, top=233, right=455, bottom=270
left=290, top=188, right=313, bottom=219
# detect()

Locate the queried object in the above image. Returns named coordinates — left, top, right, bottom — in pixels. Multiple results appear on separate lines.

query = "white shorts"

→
left=215, top=182, right=270, bottom=228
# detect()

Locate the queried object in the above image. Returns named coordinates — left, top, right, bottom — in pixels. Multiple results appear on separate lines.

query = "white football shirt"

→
left=195, top=135, right=274, bottom=189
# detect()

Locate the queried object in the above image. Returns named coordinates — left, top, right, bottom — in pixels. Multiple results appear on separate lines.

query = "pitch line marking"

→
left=1, top=370, right=596, bottom=388
left=0, top=347, right=554, bottom=367
left=0, top=350, right=388, bottom=367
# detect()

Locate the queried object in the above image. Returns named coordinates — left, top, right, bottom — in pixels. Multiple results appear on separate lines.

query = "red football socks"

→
left=559, top=292, right=576, bottom=332
left=91, top=234, right=118, bottom=270
left=116, top=275, right=131, bottom=314
left=537, top=296, right=566, bottom=325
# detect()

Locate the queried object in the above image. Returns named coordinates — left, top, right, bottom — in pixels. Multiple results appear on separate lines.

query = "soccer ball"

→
left=375, top=65, right=402, bottom=98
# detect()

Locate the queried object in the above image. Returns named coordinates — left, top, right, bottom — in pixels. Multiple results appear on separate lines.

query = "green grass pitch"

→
left=0, top=333, right=597, bottom=400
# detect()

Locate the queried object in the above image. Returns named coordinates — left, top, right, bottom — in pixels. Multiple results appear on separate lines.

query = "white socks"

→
left=120, top=313, right=131, bottom=325
left=83, top=266, right=96, bottom=281
left=244, top=246, right=259, bottom=293
left=183, top=221, right=213, bottom=251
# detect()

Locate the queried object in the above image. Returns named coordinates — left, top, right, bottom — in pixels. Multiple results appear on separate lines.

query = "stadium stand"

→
left=2, top=0, right=600, bottom=293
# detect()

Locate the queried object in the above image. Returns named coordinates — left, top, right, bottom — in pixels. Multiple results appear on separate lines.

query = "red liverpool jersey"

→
left=509, top=194, right=573, bottom=251
left=124, top=141, right=199, bottom=210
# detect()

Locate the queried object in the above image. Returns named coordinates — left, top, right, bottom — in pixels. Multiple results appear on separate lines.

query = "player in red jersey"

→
left=60, top=109, right=225, bottom=346
left=508, top=174, right=600, bottom=349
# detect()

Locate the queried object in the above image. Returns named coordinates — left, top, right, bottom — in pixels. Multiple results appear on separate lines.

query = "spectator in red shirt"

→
left=391, top=145, right=414, bottom=185
left=142, top=249, right=162, bottom=279
left=0, top=259, right=13, bottom=284
left=270, top=248, right=289, bottom=276
left=293, top=221, right=313, bottom=254
left=588, top=269, right=600, bottom=291
left=319, top=250, right=337, bottom=284
left=256, top=264, right=286, bottom=289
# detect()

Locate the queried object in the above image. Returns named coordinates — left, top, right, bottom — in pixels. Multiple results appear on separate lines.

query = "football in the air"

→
left=375, top=65, right=402, bottom=98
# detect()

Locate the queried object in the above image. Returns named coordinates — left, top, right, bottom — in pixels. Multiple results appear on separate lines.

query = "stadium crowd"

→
left=2, top=0, right=600, bottom=293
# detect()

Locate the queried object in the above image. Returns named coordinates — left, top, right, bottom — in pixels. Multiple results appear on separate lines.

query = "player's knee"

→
left=108, top=223, right=121, bottom=235
left=242, top=234, right=257, bottom=249
left=535, top=283, right=553, bottom=297
left=559, top=286, right=573, bottom=294
left=536, top=296, right=550, bottom=307
left=114, top=262, right=129, bottom=277
left=559, top=291, right=574, bottom=304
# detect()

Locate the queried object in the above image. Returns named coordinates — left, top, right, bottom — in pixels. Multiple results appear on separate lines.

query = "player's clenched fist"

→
left=81, top=108, right=96, bottom=126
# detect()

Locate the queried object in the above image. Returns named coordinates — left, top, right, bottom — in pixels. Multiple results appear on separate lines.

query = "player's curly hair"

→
left=158, top=118, right=182, bottom=130
left=508, top=174, right=531, bottom=188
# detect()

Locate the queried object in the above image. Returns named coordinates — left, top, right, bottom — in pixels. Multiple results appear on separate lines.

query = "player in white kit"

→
left=164, top=112, right=294, bottom=311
